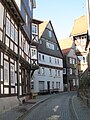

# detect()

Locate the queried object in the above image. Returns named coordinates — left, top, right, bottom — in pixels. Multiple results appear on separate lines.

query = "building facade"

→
left=32, top=21, right=64, bottom=94
left=70, top=16, right=89, bottom=75
left=59, top=38, right=78, bottom=91
left=0, top=0, right=39, bottom=113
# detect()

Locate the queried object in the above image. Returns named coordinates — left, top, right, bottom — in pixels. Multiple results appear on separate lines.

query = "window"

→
left=72, top=59, right=75, bottom=64
left=57, top=59, right=59, bottom=64
left=60, top=59, right=63, bottom=67
left=55, top=69, right=57, bottom=76
left=11, top=23, right=14, bottom=40
left=58, top=70, right=60, bottom=76
left=0, top=3, right=4, bottom=29
left=31, top=81, right=34, bottom=89
left=26, top=14, right=28, bottom=26
left=10, top=41, right=13, bottom=50
left=56, top=82, right=59, bottom=89
left=49, top=69, right=52, bottom=76
left=23, top=38, right=26, bottom=51
left=29, top=0, right=32, bottom=10
left=46, top=41, right=54, bottom=50
left=5, top=37, right=9, bottom=47
left=10, top=64, right=15, bottom=85
left=63, top=68, right=66, bottom=74
left=1, top=84, right=3, bottom=94
left=39, top=54, right=41, bottom=61
left=42, top=68, right=44, bottom=75
left=1, top=69, right=3, bottom=81
left=78, top=56, right=82, bottom=62
left=83, top=57, right=85, bottom=63
left=69, top=58, right=72, bottom=64
left=55, top=58, right=56, bottom=64
left=40, top=40, right=42, bottom=44
left=52, top=81, right=54, bottom=89
left=42, top=55, right=44, bottom=61
left=32, top=49, right=36, bottom=56
left=73, top=79, right=76, bottom=86
left=59, top=82, right=60, bottom=88
left=57, top=46, right=59, bottom=50
left=81, top=36, right=86, bottom=45
left=49, top=57, right=51, bottom=63
left=6, top=18, right=10, bottom=36
left=38, top=68, right=40, bottom=74
left=32, top=24, right=37, bottom=34
left=4, top=61, right=9, bottom=85
left=15, top=28, right=18, bottom=44
left=70, top=68, right=72, bottom=74
left=78, top=56, right=83, bottom=62
left=1, top=52, right=3, bottom=66
left=14, top=45, right=18, bottom=54
left=48, top=30, right=52, bottom=38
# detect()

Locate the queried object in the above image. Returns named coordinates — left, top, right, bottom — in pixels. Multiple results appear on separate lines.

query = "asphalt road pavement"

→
left=23, top=92, right=77, bottom=120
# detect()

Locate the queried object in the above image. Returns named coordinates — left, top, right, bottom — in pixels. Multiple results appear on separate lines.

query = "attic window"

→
left=57, top=46, right=59, bottom=50
left=81, top=36, right=86, bottom=39
left=46, top=41, right=54, bottom=50
left=48, top=30, right=52, bottom=38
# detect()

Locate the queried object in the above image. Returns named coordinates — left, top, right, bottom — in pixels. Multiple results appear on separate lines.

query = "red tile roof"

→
left=62, top=48, right=71, bottom=55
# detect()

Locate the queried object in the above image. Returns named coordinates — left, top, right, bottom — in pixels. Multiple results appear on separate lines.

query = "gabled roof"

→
left=38, top=20, right=63, bottom=58
left=62, top=48, right=71, bottom=55
left=39, top=21, right=49, bottom=38
left=70, top=15, right=88, bottom=36
left=59, top=37, right=73, bottom=50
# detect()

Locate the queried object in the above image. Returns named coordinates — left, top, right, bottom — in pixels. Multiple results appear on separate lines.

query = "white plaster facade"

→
left=31, top=21, right=64, bottom=93
left=32, top=53, right=63, bottom=92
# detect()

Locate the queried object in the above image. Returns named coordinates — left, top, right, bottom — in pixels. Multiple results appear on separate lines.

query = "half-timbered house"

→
left=0, top=0, right=39, bottom=113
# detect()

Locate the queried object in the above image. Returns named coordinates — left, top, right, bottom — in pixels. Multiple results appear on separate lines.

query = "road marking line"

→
left=53, top=105, right=59, bottom=112
left=48, top=115, right=60, bottom=120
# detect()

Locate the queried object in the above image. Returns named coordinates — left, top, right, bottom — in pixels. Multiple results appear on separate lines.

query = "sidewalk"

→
left=72, top=95, right=90, bottom=120
left=0, top=94, right=54, bottom=120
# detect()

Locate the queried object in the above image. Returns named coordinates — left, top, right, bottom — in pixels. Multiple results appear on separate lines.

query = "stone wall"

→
left=79, top=89, right=90, bottom=107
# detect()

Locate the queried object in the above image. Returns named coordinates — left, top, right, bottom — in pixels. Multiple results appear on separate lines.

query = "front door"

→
left=47, top=81, right=50, bottom=93
left=22, top=69, right=26, bottom=94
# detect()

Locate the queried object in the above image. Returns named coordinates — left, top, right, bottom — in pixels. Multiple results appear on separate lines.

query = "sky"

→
left=33, top=0, right=87, bottom=40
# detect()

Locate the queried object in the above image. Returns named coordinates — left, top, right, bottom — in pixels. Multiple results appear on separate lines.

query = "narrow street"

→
left=21, top=92, right=77, bottom=120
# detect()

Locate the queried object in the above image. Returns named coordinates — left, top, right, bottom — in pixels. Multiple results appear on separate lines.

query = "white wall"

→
left=38, top=52, right=63, bottom=68
left=33, top=61, right=63, bottom=92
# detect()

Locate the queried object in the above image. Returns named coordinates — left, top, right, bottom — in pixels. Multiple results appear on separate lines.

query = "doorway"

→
left=47, top=81, right=50, bottom=93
